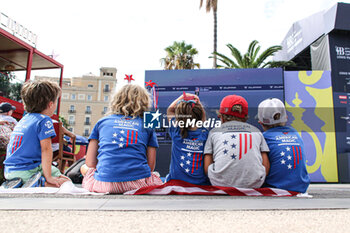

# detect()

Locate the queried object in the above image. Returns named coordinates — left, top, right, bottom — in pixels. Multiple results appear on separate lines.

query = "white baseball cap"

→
left=258, top=98, right=287, bottom=125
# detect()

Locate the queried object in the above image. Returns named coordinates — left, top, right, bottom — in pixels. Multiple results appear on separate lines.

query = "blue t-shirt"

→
left=4, top=113, right=56, bottom=172
left=263, top=126, right=310, bottom=193
left=166, top=119, right=210, bottom=185
left=89, top=114, right=159, bottom=182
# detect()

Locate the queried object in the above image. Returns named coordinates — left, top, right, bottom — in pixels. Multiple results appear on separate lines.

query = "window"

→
left=85, top=116, right=91, bottom=125
left=104, top=96, right=109, bottom=102
left=68, top=127, right=73, bottom=132
left=78, top=94, right=85, bottom=100
left=88, top=84, right=93, bottom=88
left=70, top=105, right=75, bottom=110
left=62, top=93, right=69, bottom=99
left=104, top=84, right=110, bottom=92
left=71, top=94, right=76, bottom=100
left=86, top=106, right=91, bottom=114
left=87, top=95, right=92, bottom=101
left=104, top=107, right=108, bottom=112
left=68, top=115, right=75, bottom=125
left=84, top=129, right=90, bottom=136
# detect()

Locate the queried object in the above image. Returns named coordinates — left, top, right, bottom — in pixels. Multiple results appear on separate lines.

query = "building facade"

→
left=36, top=67, right=117, bottom=137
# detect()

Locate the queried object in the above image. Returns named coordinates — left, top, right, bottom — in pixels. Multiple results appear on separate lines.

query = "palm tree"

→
left=200, top=0, right=218, bottom=69
left=212, top=40, right=295, bottom=69
left=161, top=41, right=200, bottom=70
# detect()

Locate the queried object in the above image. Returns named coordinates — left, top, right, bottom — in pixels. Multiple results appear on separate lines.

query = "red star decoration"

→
left=182, top=91, right=196, bottom=101
left=124, top=74, right=135, bottom=82
left=145, top=80, right=157, bottom=88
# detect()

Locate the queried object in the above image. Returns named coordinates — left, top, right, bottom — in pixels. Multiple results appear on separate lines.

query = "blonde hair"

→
left=107, top=84, right=150, bottom=118
left=21, top=80, right=61, bottom=113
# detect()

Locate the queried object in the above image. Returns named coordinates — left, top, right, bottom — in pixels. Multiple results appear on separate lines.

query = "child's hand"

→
left=46, top=176, right=64, bottom=187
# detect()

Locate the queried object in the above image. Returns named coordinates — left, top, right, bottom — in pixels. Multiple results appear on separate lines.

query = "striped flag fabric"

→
left=124, top=179, right=299, bottom=197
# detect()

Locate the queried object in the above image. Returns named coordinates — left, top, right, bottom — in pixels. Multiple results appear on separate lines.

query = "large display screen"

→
left=145, top=68, right=284, bottom=143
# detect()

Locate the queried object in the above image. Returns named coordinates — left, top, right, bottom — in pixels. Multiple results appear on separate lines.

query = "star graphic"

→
left=180, top=163, right=184, bottom=167
left=223, top=149, right=228, bottom=155
left=223, top=140, right=228, bottom=145
left=119, top=143, right=123, bottom=148
left=287, top=155, right=292, bottom=160
left=113, top=132, right=117, bottom=137
left=186, top=160, right=191, bottom=165
left=280, top=151, right=285, bottom=156
left=187, top=152, right=192, bottom=157
left=231, top=134, right=236, bottom=139
left=151, top=109, right=161, bottom=122
left=286, top=147, right=291, bottom=151
left=281, top=159, right=286, bottom=164
left=185, top=168, right=190, bottom=173
left=231, top=154, right=236, bottom=160
left=120, top=130, right=125, bottom=134
left=119, top=138, right=124, bottom=142
left=181, top=156, right=185, bottom=160
left=112, top=140, right=117, bottom=144
left=231, top=143, right=236, bottom=149
left=287, top=164, right=292, bottom=169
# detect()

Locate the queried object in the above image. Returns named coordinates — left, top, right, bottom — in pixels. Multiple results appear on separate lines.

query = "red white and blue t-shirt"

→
left=263, top=126, right=310, bottom=193
left=4, top=113, right=56, bottom=172
left=166, top=119, right=210, bottom=185
left=89, top=114, right=158, bottom=182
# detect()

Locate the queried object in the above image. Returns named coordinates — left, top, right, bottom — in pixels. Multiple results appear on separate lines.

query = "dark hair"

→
left=21, top=80, right=61, bottom=113
left=175, top=101, right=204, bottom=138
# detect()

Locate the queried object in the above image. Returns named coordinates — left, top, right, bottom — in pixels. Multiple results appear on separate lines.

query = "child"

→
left=257, top=98, right=310, bottom=193
left=204, top=95, right=270, bottom=188
left=3, top=80, right=69, bottom=188
left=81, top=84, right=163, bottom=193
left=0, top=102, right=17, bottom=182
left=165, top=92, right=210, bottom=185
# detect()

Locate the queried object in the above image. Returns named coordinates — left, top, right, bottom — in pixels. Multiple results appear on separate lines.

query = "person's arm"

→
left=167, top=95, right=183, bottom=121
left=146, top=146, right=157, bottom=172
left=40, top=138, right=60, bottom=187
left=204, top=154, right=213, bottom=175
left=62, top=125, right=76, bottom=143
left=85, top=139, right=98, bottom=168
left=261, top=152, right=270, bottom=175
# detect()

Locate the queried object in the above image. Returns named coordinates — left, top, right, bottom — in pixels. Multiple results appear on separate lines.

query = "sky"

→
left=1, top=0, right=349, bottom=86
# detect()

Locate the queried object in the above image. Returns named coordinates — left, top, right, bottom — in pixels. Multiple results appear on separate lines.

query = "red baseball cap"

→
left=219, top=95, right=248, bottom=118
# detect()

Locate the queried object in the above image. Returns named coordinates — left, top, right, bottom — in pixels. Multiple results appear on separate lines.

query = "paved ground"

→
left=0, top=184, right=349, bottom=232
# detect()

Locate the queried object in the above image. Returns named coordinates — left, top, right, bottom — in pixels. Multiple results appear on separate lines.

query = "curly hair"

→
left=175, top=101, right=204, bottom=139
left=21, top=80, right=61, bottom=113
left=107, top=84, right=150, bottom=118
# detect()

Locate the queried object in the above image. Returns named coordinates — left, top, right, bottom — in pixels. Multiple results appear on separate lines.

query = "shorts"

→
left=4, top=165, right=62, bottom=183
left=82, top=168, right=163, bottom=194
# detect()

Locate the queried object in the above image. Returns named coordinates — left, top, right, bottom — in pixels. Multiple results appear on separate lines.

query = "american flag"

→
left=125, top=179, right=300, bottom=196
left=111, top=128, right=138, bottom=148
left=279, top=146, right=302, bottom=170
left=9, top=135, right=23, bottom=154
left=222, top=132, right=252, bottom=160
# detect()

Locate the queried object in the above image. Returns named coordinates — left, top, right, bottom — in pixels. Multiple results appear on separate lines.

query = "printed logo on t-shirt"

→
left=45, top=120, right=53, bottom=129
left=179, top=139, right=204, bottom=174
left=279, top=146, right=303, bottom=170
left=111, top=128, right=138, bottom=148
left=222, top=133, right=252, bottom=160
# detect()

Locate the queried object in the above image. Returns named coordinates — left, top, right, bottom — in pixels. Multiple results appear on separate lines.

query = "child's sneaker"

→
left=21, top=172, right=45, bottom=188
left=0, top=178, right=23, bottom=189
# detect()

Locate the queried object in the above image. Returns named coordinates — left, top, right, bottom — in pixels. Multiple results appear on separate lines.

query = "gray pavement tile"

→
left=0, top=198, right=107, bottom=210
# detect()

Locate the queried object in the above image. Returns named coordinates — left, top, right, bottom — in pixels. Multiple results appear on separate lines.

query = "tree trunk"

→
left=213, top=10, right=217, bottom=69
